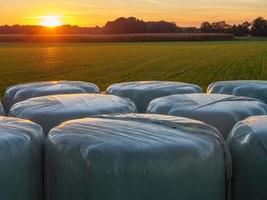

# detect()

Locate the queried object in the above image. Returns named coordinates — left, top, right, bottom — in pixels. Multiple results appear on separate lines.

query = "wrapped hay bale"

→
left=0, top=103, right=5, bottom=116
left=2, top=81, right=100, bottom=113
left=207, top=80, right=267, bottom=103
left=45, top=113, right=230, bottom=200
left=106, top=81, right=202, bottom=113
left=0, top=117, right=44, bottom=200
left=9, top=94, right=136, bottom=134
left=147, top=94, right=267, bottom=138
left=227, top=116, right=267, bottom=200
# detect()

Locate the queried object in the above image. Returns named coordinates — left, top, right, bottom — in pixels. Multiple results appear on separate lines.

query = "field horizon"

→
left=0, top=33, right=234, bottom=43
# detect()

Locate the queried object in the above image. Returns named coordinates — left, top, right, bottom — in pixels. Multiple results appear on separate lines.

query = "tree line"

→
left=201, top=17, right=267, bottom=36
left=0, top=16, right=267, bottom=36
left=0, top=25, right=103, bottom=34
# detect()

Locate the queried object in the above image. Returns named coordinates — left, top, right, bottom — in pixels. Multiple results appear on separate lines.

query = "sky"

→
left=1, top=0, right=267, bottom=27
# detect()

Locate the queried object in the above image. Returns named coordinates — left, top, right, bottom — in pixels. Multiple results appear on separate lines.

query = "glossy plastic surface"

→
left=45, top=113, right=230, bottom=200
left=147, top=93, right=267, bottom=138
left=227, top=116, right=267, bottom=200
left=207, top=80, right=267, bottom=103
left=10, top=94, right=136, bottom=133
left=3, top=81, right=100, bottom=113
left=107, top=81, right=202, bottom=112
left=0, top=117, right=44, bottom=200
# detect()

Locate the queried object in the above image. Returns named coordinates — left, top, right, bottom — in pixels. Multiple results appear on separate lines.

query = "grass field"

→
left=0, top=39, right=267, bottom=96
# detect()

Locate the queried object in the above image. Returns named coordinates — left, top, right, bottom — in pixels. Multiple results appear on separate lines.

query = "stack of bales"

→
left=1, top=80, right=267, bottom=200
left=207, top=80, right=267, bottom=200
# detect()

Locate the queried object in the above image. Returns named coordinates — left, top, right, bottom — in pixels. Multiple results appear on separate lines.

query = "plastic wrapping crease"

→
left=227, top=115, right=267, bottom=200
left=0, top=103, right=5, bottom=116
left=2, top=81, right=100, bottom=113
left=147, top=93, right=267, bottom=138
left=207, top=80, right=267, bottom=104
left=0, top=116, right=44, bottom=200
left=45, top=113, right=231, bottom=200
left=107, top=81, right=202, bottom=112
left=9, top=94, right=137, bottom=133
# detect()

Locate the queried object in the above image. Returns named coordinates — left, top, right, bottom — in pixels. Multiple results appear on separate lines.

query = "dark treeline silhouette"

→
left=201, top=17, right=267, bottom=36
left=1, top=16, right=267, bottom=36
left=0, top=25, right=103, bottom=34
left=103, top=17, right=178, bottom=33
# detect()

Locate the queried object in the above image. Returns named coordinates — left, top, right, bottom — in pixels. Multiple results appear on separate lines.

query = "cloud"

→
left=147, top=0, right=172, bottom=7
left=66, top=1, right=96, bottom=8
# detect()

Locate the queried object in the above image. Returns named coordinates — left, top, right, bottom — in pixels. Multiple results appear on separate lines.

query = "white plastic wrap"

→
left=45, top=113, right=230, bottom=200
left=207, top=80, right=267, bottom=103
left=0, top=117, right=44, bottom=200
left=227, top=116, right=267, bottom=200
left=147, top=94, right=267, bottom=138
left=106, top=81, right=202, bottom=112
left=9, top=94, right=136, bottom=133
left=2, top=81, right=100, bottom=113
left=0, top=103, right=5, bottom=116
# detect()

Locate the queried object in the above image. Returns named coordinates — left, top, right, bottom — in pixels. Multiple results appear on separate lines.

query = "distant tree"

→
left=211, top=21, right=231, bottom=33
left=103, top=17, right=179, bottom=34
left=230, top=22, right=250, bottom=36
left=201, top=21, right=231, bottom=33
left=103, top=17, right=147, bottom=34
left=201, top=20, right=252, bottom=36
left=146, top=21, right=178, bottom=33
left=251, top=17, right=267, bottom=36
left=200, top=22, right=213, bottom=33
left=180, top=27, right=200, bottom=33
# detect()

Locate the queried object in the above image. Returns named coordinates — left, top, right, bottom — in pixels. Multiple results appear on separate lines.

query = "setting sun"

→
left=41, top=16, right=62, bottom=27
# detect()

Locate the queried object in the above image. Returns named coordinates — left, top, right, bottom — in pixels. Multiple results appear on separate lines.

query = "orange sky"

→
left=1, top=0, right=267, bottom=27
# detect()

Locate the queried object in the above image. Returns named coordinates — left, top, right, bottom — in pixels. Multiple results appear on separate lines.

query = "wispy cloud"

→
left=147, top=0, right=172, bottom=7
left=66, top=1, right=96, bottom=8
left=23, top=15, right=65, bottom=19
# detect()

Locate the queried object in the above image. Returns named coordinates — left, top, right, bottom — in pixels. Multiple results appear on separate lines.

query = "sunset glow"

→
left=40, top=16, right=62, bottom=27
left=1, top=0, right=267, bottom=26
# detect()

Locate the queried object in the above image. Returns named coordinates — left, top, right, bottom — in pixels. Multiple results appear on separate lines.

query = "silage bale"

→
left=0, top=116, right=44, bottom=200
left=0, top=103, right=5, bottom=116
left=147, top=93, right=267, bottom=138
left=207, top=80, right=267, bottom=103
left=106, top=81, right=202, bottom=113
left=2, top=81, right=100, bottom=113
left=9, top=94, right=136, bottom=133
left=227, top=116, right=267, bottom=200
left=45, top=113, right=231, bottom=200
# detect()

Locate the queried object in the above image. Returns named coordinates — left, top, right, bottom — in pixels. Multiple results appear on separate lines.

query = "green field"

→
left=0, top=39, right=267, bottom=95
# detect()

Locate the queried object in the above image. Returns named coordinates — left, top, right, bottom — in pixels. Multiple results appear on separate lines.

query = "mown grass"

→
left=0, top=40, right=266, bottom=96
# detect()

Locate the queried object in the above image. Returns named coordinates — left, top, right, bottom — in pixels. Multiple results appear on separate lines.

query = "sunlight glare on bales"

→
left=40, top=16, right=62, bottom=27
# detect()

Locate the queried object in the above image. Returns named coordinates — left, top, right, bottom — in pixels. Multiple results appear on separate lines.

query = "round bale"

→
left=147, top=94, right=267, bottom=138
left=227, top=116, right=267, bottom=200
left=207, top=80, right=267, bottom=103
left=9, top=94, right=136, bottom=134
left=45, top=113, right=230, bottom=200
left=2, top=81, right=100, bottom=113
left=106, top=81, right=202, bottom=113
left=0, top=117, right=44, bottom=200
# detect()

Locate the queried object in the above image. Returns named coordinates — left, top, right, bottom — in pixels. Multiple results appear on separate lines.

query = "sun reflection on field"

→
left=41, top=47, right=60, bottom=70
